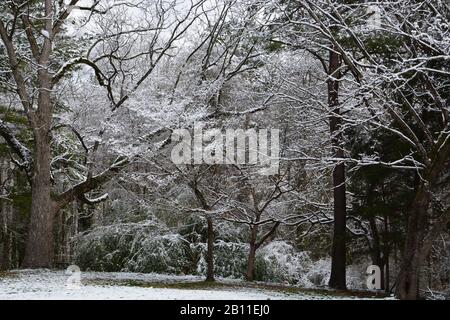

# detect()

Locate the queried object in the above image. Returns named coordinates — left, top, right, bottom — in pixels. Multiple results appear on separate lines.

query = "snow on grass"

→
left=0, top=270, right=390, bottom=300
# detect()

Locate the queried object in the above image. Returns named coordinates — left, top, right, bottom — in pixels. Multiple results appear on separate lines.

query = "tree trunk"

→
left=22, top=130, right=55, bottom=268
left=246, top=242, right=257, bottom=282
left=0, top=159, right=13, bottom=270
left=0, top=210, right=11, bottom=271
left=205, top=216, right=215, bottom=282
left=191, top=183, right=215, bottom=282
left=395, top=185, right=430, bottom=300
left=395, top=252, right=421, bottom=300
left=246, top=225, right=258, bottom=281
left=0, top=215, right=11, bottom=271
left=22, top=65, right=55, bottom=268
left=383, top=215, right=390, bottom=292
left=328, top=48, right=347, bottom=290
left=368, top=214, right=385, bottom=290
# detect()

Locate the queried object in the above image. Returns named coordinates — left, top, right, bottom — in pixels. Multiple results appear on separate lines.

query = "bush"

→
left=195, top=241, right=248, bottom=279
left=255, top=241, right=312, bottom=284
left=75, top=220, right=192, bottom=274
left=75, top=221, right=248, bottom=277
left=302, top=258, right=331, bottom=287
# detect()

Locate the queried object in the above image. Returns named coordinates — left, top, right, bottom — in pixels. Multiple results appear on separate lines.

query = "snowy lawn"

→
left=0, top=270, right=390, bottom=300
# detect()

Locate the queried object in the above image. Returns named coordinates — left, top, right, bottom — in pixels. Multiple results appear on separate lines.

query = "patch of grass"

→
left=0, top=271, right=18, bottom=279
left=249, top=282, right=389, bottom=299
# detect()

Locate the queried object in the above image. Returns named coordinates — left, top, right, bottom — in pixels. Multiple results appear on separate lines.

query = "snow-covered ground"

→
left=0, top=270, right=387, bottom=300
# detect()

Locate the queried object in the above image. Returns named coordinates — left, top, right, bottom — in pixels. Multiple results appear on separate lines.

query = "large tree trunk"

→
left=22, top=130, right=55, bottom=268
left=395, top=246, right=421, bottom=300
left=205, top=216, right=215, bottom=282
left=395, top=185, right=430, bottom=300
left=22, top=65, right=55, bottom=268
left=328, top=48, right=347, bottom=290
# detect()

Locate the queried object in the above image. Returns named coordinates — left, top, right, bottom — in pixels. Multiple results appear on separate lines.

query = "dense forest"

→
left=0, top=0, right=449, bottom=300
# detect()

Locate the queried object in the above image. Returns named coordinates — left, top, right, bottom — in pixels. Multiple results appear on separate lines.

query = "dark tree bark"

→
left=395, top=196, right=450, bottom=299
left=383, top=215, right=390, bottom=292
left=328, top=48, right=347, bottom=290
left=394, top=185, right=430, bottom=299
left=245, top=225, right=258, bottom=281
left=191, top=181, right=215, bottom=282
left=205, top=216, right=215, bottom=282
